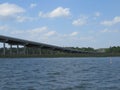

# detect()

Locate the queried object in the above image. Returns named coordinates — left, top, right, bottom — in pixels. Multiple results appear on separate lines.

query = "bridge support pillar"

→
left=39, top=48, right=42, bottom=55
left=32, top=48, right=35, bottom=55
left=52, top=49, right=55, bottom=55
left=26, top=47, right=28, bottom=55
left=50, top=49, right=54, bottom=55
left=3, top=42, right=6, bottom=55
left=24, top=45, right=26, bottom=55
left=10, top=44, right=12, bottom=55
left=17, top=45, right=19, bottom=55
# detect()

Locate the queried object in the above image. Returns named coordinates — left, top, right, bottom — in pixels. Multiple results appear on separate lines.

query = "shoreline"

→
left=0, top=53, right=120, bottom=58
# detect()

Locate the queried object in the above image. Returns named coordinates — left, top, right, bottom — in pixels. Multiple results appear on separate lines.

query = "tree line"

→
left=69, top=46, right=120, bottom=53
left=105, top=46, right=120, bottom=53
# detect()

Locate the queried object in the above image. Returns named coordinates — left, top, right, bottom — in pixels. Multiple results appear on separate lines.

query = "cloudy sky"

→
left=0, top=0, right=120, bottom=48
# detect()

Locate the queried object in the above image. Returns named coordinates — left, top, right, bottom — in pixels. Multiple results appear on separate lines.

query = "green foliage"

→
left=69, top=47, right=95, bottom=52
left=106, top=46, right=120, bottom=53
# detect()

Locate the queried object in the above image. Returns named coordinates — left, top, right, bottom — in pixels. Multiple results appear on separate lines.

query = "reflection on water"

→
left=0, top=57, right=120, bottom=90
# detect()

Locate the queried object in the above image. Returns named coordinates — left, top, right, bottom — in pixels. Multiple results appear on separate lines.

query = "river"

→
left=0, top=57, right=120, bottom=90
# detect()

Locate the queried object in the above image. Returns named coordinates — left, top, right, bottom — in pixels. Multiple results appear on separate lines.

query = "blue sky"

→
left=0, top=0, right=120, bottom=48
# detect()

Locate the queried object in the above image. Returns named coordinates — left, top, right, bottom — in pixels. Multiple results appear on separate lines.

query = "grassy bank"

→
left=0, top=53, right=120, bottom=58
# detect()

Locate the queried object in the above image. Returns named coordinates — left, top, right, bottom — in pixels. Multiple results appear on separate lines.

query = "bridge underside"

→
left=0, top=35, right=90, bottom=56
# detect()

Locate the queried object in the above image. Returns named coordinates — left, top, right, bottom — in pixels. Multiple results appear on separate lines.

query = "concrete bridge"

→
left=0, top=35, right=89, bottom=56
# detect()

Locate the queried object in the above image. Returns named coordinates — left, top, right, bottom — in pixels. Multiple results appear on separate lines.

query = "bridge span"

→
left=0, top=35, right=89, bottom=56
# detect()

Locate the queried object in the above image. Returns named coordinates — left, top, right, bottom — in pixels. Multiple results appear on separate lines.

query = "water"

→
left=0, top=57, right=120, bottom=90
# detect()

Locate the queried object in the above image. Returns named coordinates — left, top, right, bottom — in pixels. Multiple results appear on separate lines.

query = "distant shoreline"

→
left=0, top=53, right=120, bottom=58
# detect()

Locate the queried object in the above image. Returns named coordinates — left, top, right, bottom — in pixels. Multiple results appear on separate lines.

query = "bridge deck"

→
left=0, top=35, right=87, bottom=54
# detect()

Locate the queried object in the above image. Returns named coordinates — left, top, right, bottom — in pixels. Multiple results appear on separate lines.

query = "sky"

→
left=0, top=0, right=120, bottom=48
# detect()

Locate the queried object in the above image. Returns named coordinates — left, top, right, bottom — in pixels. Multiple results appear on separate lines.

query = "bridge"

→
left=0, top=35, right=90, bottom=56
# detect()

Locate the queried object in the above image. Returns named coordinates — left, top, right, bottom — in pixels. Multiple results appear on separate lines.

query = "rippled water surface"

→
left=0, top=57, right=120, bottom=90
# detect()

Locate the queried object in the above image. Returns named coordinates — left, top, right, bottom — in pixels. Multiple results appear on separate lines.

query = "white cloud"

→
left=101, top=28, right=119, bottom=33
left=0, top=3, right=25, bottom=17
left=30, top=3, right=37, bottom=8
left=70, top=32, right=78, bottom=36
left=0, top=3, right=37, bottom=23
left=79, top=36, right=95, bottom=42
left=0, top=25, right=9, bottom=31
left=101, top=16, right=120, bottom=26
left=16, top=16, right=34, bottom=22
left=29, top=27, right=47, bottom=34
left=9, top=26, right=48, bottom=42
left=95, top=12, right=101, bottom=17
left=7, top=27, right=58, bottom=44
left=72, top=16, right=88, bottom=26
left=45, top=31, right=56, bottom=36
left=10, top=26, right=56, bottom=39
left=39, top=7, right=70, bottom=18
left=10, top=30, right=24, bottom=34
left=10, top=26, right=47, bottom=35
